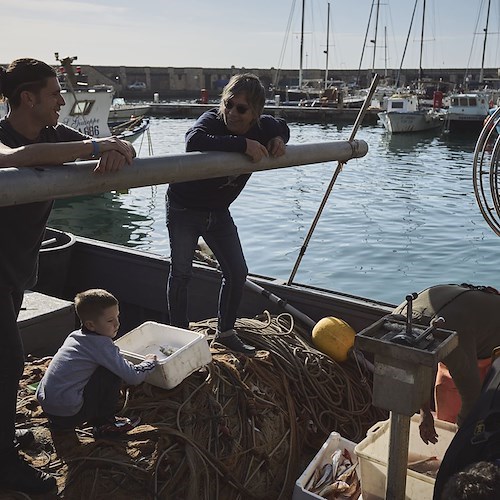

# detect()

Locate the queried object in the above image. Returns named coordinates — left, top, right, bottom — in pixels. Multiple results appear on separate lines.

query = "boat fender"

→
left=312, top=316, right=355, bottom=362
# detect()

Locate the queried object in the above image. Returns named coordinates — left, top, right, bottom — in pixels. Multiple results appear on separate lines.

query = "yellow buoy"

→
left=312, top=316, right=355, bottom=362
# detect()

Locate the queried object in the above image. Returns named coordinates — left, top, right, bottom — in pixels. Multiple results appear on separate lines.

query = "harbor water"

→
left=47, top=117, right=500, bottom=306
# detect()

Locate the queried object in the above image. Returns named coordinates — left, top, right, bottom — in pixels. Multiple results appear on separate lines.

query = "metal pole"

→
left=0, top=140, right=368, bottom=207
left=286, top=75, right=379, bottom=285
left=386, top=412, right=411, bottom=500
left=299, top=0, right=305, bottom=89
left=324, top=2, right=330, bottom=90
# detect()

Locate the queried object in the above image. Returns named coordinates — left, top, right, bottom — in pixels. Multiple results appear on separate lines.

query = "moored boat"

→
left=109, top=97, right=151, bottom=125
left=444, top=92, right=497, bottom=134
left=378, top=93, right=444, bottom=133
left=8, top=140, right=390, bottom=498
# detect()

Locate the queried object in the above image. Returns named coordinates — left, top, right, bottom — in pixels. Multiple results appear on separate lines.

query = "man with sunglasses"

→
left=0, top=58, right=134, bottom=495
left=166, top=73, right=289, bottom=355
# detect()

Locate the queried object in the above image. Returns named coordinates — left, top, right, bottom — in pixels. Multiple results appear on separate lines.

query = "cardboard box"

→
left=354, top=414, right=457, bottom=500
left=293, top=432, right=358, bottom=499
left=115, top=321, right=212, bottom=389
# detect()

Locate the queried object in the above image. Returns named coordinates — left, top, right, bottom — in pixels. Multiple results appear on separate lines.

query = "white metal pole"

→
left=0, top=140, right=368, bottom=207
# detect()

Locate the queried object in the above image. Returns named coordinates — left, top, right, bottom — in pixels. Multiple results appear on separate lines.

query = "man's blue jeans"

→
left=166, top=197, right=248, bottom=333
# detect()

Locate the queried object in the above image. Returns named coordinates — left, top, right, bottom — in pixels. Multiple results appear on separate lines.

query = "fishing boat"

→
left=444, top=92, right=496, bottom=134
left=8, top=111, right=495, bottom=496
left=378, top=0, right=444, bottom=134
left=55, top=56, right=150, bottom=143
left=444, top=0, right=499, bottom=134
left=378, top=93, right=444, bottom=133
left=109, top=97, right=151, bottom=125
left=4, top=139, right=400, bottom=499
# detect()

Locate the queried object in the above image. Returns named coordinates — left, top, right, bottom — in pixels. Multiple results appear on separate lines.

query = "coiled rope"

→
left=16, top=314, right=386, bottom=499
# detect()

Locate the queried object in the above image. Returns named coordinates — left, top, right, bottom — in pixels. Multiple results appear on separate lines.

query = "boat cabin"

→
left=386, top=94, right=419, bottom=113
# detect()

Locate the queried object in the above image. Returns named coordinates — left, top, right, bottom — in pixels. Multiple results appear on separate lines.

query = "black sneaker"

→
left=212, top=331, right=256, bottom=356
left=0, top=456, right=56, bottom=494
left=14, top=428, right=35, bottom=449
left=92, top=416, right=141, bottom=439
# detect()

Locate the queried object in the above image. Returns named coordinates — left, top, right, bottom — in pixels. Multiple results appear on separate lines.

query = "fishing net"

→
left=14, top=312, right=386, bottom=500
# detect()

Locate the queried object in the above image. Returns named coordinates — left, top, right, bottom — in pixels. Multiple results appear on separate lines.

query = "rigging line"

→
left=357, top=0, right=376, bottom=83
left=274, top=0, right=297, bottom=88
left=465, top=0, right=486, bottom=84
left=395, top=0, right=418, bottom=88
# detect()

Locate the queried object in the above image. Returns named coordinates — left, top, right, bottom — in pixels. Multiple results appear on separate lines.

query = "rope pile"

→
left=15, top=313, right=386, bottom=500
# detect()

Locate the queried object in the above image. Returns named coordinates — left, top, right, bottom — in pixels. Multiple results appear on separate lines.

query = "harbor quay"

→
left=35, top=63, right=500, bottom=102
left=147, top=102, right=381, bottom=124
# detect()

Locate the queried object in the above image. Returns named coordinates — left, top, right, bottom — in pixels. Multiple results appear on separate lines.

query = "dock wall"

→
left=73, top=65, right=500, bottom=101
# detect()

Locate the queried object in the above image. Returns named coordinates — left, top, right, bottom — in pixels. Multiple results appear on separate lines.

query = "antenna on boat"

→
left=286, top=73, right=380, bottom=285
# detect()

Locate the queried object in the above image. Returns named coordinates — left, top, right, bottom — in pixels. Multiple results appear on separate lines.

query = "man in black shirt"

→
left=0, top=58, right=135, bottom=495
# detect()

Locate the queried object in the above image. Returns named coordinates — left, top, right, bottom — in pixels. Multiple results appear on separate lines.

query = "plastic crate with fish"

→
left=354, top=414, right=457, bottom=500
left=115, top=321, right=212, bottom=389
left=293, top=431, right=360, bottom=499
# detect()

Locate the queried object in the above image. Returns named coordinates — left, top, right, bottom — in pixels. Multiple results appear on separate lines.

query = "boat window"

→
left=70, top=100, right=94, bottom=116
left=469, top=98, right=477, bottom=106
left=458, top=98, right=468, bottom=106
left=391, top=102, right=404, bottom=109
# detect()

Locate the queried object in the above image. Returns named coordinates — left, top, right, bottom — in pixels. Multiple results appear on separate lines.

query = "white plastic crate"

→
left=293, top=432, right=358, bottom=499
left=115, top=321, right=212, bottom=389
left=354, top=414, right=457, bottom=500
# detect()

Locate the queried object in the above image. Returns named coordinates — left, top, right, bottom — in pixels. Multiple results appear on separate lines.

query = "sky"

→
left=1, top=0, right=499, bottom=72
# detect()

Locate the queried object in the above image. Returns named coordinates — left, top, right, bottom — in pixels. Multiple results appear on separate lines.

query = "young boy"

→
left=36, top=289, right=157, bottom=438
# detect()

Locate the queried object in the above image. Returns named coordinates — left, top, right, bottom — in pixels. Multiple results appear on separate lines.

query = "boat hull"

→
left=31, top=229, right=393, bottom=354
left=379, top=110, right=443, bottom=133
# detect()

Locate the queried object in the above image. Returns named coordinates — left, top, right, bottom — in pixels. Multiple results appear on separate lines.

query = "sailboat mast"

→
left=371, top=0, right=380, bottom=75
left=384, top=26, right=388, bottom=78
left=479, top=0, right=491, bottom=84
left=418, top=0, right=426, bottom=86
left=325, top=2, right=330, bottom=89
left=299, top=0, right=305, bottom=89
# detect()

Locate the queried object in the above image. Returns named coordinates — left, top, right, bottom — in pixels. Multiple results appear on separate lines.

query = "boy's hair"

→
left=441, top=461, right=500, bottom=500
left=74, top=289, right=118, bottom=323
left=0, top=58, right=56, bottom=108
left=218, top=73, right=265, bottom=121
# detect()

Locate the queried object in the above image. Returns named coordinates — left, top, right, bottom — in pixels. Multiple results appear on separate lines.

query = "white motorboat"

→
left=109, top=97, right=151, bottom=125
left=444, top=92, right=497, bottom=134
left=378, top=93, right=444, bottom=133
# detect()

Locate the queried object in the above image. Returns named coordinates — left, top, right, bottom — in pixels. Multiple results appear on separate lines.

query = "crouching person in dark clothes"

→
left=36, top=289, right=157, bottom=438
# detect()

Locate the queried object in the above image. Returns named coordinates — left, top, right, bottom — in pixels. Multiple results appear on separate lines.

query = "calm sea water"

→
left=48, top=117, right=500, bottom=306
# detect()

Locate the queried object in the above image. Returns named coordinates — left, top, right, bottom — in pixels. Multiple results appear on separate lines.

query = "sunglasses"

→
left=224, top=99, right=249, bottom=114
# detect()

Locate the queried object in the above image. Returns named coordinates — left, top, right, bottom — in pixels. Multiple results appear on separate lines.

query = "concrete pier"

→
left=148, top=102, right=381, bottom=124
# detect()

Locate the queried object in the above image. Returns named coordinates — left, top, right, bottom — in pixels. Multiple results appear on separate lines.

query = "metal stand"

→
left=356, top=303, right=458, bottom=500
left=387, top=412, right=411, bottom=499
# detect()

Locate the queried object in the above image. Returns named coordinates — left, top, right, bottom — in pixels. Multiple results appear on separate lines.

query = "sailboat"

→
left=273, top=1, right=360, bottom=107
left=378, top=0, right=444, bottom=133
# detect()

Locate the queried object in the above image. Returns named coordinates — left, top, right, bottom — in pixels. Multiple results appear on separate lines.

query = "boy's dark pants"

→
left=47, top=366, right=122, bottom=429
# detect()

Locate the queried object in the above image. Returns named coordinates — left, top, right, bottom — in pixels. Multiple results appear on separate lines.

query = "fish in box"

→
left=115, top=321, right=212, bottom=389
left=293, top=431, right=360, bottom=499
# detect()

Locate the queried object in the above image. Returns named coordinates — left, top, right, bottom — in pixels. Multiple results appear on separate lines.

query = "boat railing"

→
left=0, top=140, right=368, bottom=207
